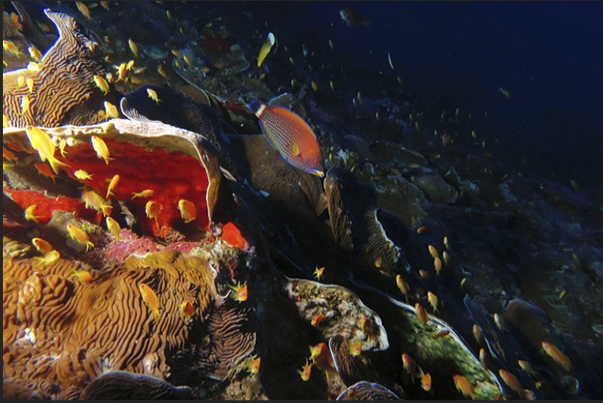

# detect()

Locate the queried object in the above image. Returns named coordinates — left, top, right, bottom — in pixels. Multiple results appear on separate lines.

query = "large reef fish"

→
left=249, top=101, right=324, bottom=177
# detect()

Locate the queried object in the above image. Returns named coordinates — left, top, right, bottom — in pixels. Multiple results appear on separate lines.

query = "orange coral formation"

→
left=3, top=249, right=255, bottom=399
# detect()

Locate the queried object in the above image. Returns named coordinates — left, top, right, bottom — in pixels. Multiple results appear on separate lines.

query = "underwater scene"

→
left=3, top=1, right=603, bottom=400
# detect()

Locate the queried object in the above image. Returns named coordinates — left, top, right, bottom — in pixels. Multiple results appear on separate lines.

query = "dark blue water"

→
left=236, top=1, right=603, bottom=187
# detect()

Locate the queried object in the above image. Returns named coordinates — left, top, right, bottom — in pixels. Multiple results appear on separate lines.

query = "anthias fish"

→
left=249, top=101, right=324, bottom=177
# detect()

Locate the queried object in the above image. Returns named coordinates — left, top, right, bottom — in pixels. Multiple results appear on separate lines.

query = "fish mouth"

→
left=307, top=168, right=325, bottom=178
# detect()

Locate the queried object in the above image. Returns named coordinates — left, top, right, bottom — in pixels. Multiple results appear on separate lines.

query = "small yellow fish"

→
left=67, top=223, right=94, bottom=252
left=257, top=32, right=277, bottom=67
left=100, top=1, right=110, bottom=10
left=24, top=204, right=43, bottom=222
left=311, top=312, right=325, bottom=327
left=126, top=59, right=135, bottom=71
left=494, top=313, right=505, bottom=331
left=177, top=199, right=197, bottom=223
left=419, top=269, right=430, bottom=281
left=442, top=250, right=451, bottom=266
left=542, top=341, right=572, bottom=372
left=32, top=238, right=53, bottom=254
left=396, top=274, right=409, bottom=303
left=74, top=169, right=94, bottom=180
left=28, top=46, right=42, bottom=62
left=139, top=283, right=160, bottom=321
left=179, top=301, right=195, bottom=320
left=26, top=126, right=70, bottom=175
left=82, top=189, right=112, bottom=216
left=147, top=88, right=162, bottom=105
left=349, top=340, right=362, bottom=356
left=247, top=355, right=261, bottom=374
left=228, top=281, right=248, bottom=302
left=289, top=56, right=295, bottom=66
left=10, top=13, right=23, bottom=30
left=443, top=236, right=451, bottom=251
left=115, top=62, right=127, bottom=82
left=16, top=74, right=25, bottom=89
left=26, top=77, right=34, bottom=94
left=402, top=353, right=417, bottom=380
left=298, top=359, right=312, bottom=381
left=434, top=257, right=442, bottom=275
left=33, top=250, right=61, bottom=267
left=76, top=1, right=92, bottom=21
left=131, top=189, right=155, bottom=199
left=418, top=366, right=432, bottom=391
left=479, top=348, right=491, bottom=369
left=499, top=369, right=524, bottom=398
left=157, top=64, right=167, bottom=79
left=473, top=324, right=483, bottom=344
left=357, top=92, right=363, bottom=104
left=93, top=75, right=110, bottom=95
left=171, top=49, right=183, bottom=58
left=428, top=244, right=438, bottom=259
left=106, top=216, right=122, bottom=240
left=91, top=135, right=115, bottom=164
left=103, top=101, right=120, bottom=119
left=105, top=174, right=120, bottom=198
left=21, top=95, right=30, bottom=115
left=313, top=266, right=325, bottom=281
left=329, top=39, right=334, bottom=51
left=3, top=40, right=23, bottom=57
left=330, top=80, right=335, bottom=91
left=128, top=39, right=138, bottom=57
left=71, top=268, right=94, bottom=285
left=427, top=291, right=439, bottom=314
left=311, top=81, right=318, bottom=91
left=518, top=359, right=537, bottom=376
left=145, top=201, right=162, bottom=222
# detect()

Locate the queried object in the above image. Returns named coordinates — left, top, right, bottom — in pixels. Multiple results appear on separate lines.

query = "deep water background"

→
left=232, top=1, right=603, bottom=188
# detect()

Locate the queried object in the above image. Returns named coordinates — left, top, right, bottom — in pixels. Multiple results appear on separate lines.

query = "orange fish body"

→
left=71, top=269, right=93, bottom=285
left=250, top=101, right=324, bottom=177
left=415, top=303, right=428, bottom=326
left=228, top=281, right=248, bottom=302
left=179, top=301, right=195, bottom=320
left=349, top=340, right=362, bottom=356
left=428, top=245, right=438, bottom=259
left=395, top=274, right=409, bottom=303
left=402, top=354, right=416, bottom=382
left=542, top=342, right=572, bottom=372
left=434, top=257, right=442, bottom=275
left=139, top=283, right=160, bottom=321
left=298, top=359, right=313, bottom=381
left=453, top=375, right=478, bottom=400
left=418, top=366, right=432, bottom=391
left=311, top=313, right=325, bottom=327
left=32, top=237, right=53, bottom=254
left=247, top=355, right=261, bottom=374
left=177, top=199, right=197, bottom=223
left=499, top=369, right=524, bottom=398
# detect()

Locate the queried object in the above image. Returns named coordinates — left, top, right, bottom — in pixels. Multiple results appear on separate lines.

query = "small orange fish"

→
left=298, top=358, right=312, bottom=381
left=395, top=274, right=409, bottom=304
left=177, top=199, right=197, bottom=223
left=33, top=250, right=60, bottom=267
left=309, top=342, right=337, bottom=382
left=419, top=269, right=430, bottom=280
left=26, top=126, right=70, bottom=174
left=402, top=354, right=417, bottom=381
left=105, top=174, right=120, bottom=198
left=139, top=283, right=160, bottom=321
left=179, top=301, right=195, bottom=320
left=442, top=250, right=451, bottom=266
left=427, top=291, right=439, bottom=314
left=428, top=245, right=438, bottom=259
left=473, top=324, right=483, bottom=344
left=453, top=375, right=478, bottom=400
left=67, top=223, right=94, bottom=252
left=145, top=201, right=162, bottom=221
left=147, top=88, right=162, bottom=105
left=418, top=366, right=432, bottom=391
left=311, top=313, right=325, bottom=327
left=494, top=313, right=505, bottom=331
left=349, top=340, right=362, bottom=356
left=247, top=355, right=261, bottom=374
left=499, top=369, right=524, bottom=398
left=132, top=189, right=155, bottom=199
left=415, top=303, right=428, bottom=326
left=542, top=341, right=572, bottom=372
left=76, top=1, right=92, bottom=21
left=3, top=145, right=18, bottom=161
left=106, top=216, right=122, bottom=240
left=250, top=101, right=324, bottom=177
left=518, top=359, right=537, bottom=376
left=128, top=39, right=138, bottom=57
left=71, top=268, right=94, bottom=285
left=479, top=348, right=491, bottom=369
left=74, top=169, right=94, bottom=180
left=228, top=281, right=248, bottom=302
left=24, top=204, right=43, bottom=222
left=416, top=225, right=429, bottom=234
left=313, top=266, right=325, bottom=281
left=116, top=62, right=127, bottom=82
left=34, top=162, right=58, bottom=183
left=32, top=238, right=53, bottom=254
left=434, top=330, right=449, bottom=339
left=91, top=135, right=115, bottom=164
left=443, top=236, right=451, bottom=251
left=82, top=189, right=112, bottom=217
left=434, top=257, right=442, bottom=275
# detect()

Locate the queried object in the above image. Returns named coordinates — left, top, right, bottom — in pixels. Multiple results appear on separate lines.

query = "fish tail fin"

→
left=48, top=154, right=70, bottom=175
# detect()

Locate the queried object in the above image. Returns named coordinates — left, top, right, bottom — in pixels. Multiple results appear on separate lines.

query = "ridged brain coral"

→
left=2, top=249, right=256, bottom=399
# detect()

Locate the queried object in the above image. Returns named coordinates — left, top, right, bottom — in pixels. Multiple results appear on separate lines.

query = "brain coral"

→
left=3, top=248, right=256, bottom=399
